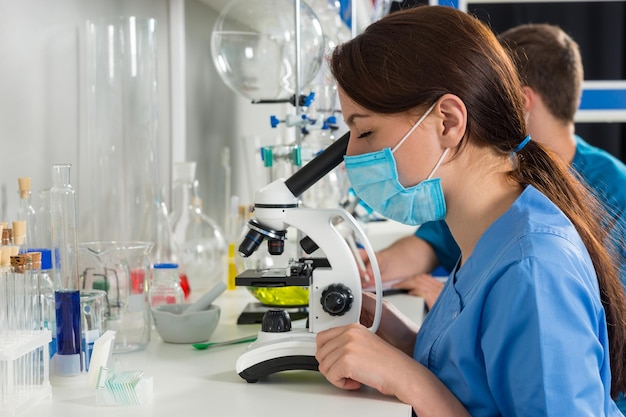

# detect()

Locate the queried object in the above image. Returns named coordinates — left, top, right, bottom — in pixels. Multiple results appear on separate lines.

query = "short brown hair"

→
left=498, top=23, right=584, bottom=123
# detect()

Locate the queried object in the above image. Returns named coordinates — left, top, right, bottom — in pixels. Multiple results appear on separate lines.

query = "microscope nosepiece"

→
left=238, top=219, right=288, bottom=257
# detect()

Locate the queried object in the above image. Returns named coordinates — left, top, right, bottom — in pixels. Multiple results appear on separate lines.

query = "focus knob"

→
left=321, top=284, right=354, bottom=316
left=261, top=309, right=292, bottom=332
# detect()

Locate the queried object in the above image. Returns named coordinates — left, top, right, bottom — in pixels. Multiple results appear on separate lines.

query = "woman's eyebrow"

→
left=345, top=113, right=370, bottom=126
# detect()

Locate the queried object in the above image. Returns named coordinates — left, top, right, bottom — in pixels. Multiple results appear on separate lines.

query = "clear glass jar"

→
left=149, top=263, right=184, bottom=308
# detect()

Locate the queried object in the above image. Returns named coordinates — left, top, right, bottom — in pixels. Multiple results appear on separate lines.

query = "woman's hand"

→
left=392, top=274, right=445, bottom=309
left=316, top=322, right=414, bottom=394
left=315, top=313, right=470, bottom=417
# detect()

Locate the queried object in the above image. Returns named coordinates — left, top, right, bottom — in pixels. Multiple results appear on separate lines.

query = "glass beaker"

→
left=77, top=241, right=153, bottom=353
left=79, top=289, right=106, bottom=370
left=43, top=288, right=107, bottom=371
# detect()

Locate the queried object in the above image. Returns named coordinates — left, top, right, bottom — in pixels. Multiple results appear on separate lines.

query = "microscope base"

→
left=236, top=329, right=318, bottom=383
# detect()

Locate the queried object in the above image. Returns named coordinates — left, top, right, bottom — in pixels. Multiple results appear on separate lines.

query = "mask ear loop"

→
left=426, top=148, right=450, bottom=180
left=391, top=101, right=438, bottom=154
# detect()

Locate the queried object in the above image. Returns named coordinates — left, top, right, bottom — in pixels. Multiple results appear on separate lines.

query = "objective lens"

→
left=238, top=228, right=265, bottom=257
left=267, top=238, right=285, bottom=256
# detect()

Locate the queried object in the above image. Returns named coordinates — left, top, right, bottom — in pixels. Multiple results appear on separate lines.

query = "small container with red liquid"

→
left=149, top=263, right=184, bottom=308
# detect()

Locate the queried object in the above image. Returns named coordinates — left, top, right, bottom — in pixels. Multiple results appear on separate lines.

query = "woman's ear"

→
left=522, top=86, right=535, bottom=114
left=436, top=94, right=466, bottom=148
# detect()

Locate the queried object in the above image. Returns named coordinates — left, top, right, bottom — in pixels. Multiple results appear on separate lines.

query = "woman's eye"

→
left=358, top=131, right=372, bottom=139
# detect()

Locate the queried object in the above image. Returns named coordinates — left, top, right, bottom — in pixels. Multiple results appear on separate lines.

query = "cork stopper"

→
left=10, top=254, right=28, bottom=273
left=2, top=228, right=13, bottom=245
left=12, top=220, right=26, bottom=245
left=0, top=247, right=18, bottom=267
left=26, top=251, right=42, bottom=270
left=18, top=177, right=31, bottom=199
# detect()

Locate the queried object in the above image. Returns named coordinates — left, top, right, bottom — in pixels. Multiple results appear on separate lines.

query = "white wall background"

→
left=0, top=0, right=294, bottom=240
left=0, top=0, right=172, bottom=236
left=184, top=0, right=291, bottom=229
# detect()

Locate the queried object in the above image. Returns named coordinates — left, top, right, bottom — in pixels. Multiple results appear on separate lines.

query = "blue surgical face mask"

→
left=343, top=102, right=449, bottom=226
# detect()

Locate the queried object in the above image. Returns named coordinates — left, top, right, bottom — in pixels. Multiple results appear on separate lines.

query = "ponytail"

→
left=511, top=141, right=626, bottom=397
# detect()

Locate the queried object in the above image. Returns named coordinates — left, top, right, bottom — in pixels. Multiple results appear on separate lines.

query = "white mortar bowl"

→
left=152, top=303, right=220, bottom=344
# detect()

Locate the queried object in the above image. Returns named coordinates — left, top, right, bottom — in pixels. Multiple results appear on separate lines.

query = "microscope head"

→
left=237, top=180, right=296, bottom=258
left=238, top=132, right=349, bottom=258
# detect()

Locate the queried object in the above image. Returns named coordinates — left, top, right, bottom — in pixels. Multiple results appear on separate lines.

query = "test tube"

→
left=49, top=164, right=83, bottom=376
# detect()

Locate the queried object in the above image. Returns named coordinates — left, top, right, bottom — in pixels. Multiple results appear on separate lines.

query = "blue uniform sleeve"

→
left=480, top=256, right=616, bottom=416
left=414, top=220, right=460, bottom=272
left=616, top=394, right=626, bottom=415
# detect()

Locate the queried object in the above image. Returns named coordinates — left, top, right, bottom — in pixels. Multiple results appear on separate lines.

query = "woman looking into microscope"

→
left=315, top=6, right=626, bottom=416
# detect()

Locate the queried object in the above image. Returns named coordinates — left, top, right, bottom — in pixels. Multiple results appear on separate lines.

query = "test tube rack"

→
left=0, top=330, right=52, bottom=416
left=0, top=259, right=53, bottom=416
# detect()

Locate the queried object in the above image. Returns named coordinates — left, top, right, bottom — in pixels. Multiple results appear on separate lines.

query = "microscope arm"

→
left=284, top=132, right=349, bottom=197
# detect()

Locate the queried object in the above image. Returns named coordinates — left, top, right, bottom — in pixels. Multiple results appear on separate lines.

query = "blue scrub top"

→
left=413, top=186, right=621, bottom=416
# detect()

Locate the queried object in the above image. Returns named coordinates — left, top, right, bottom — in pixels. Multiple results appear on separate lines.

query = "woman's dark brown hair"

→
left=331, top=5, right=626, bottom=397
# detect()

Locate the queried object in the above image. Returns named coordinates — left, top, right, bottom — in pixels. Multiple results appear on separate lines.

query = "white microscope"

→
left=235, top=132, right=382, bottom=383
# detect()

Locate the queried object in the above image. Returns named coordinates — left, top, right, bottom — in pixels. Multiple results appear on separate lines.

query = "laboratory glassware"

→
left=211, top=0, right=324, bottom=101
left=53, top=290, right=82, bottom=376
left=11, top=220, right=26, bottom=252
left=48, top=163, right=83, bottom=376
left=43, top=288, right=105, bottom=368
left=149, top=263, right=184, bottom=308
left=81, top=16, right=169, bottom=263
left=36, top=188, right=52, bottom=251
left=79, top=289, right=106, bottom=371
left=16, top=177, right=37, bottom=251
left=77, top=241, right=153, bottom=353
left=49, top=163, right=80, bottom=290
left=170, top=162, right=227, bottom=295
left=0, top=251, right=51, bottom=415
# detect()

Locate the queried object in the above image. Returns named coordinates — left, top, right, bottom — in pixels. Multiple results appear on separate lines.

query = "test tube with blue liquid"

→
left=50, top=164, right=83, bottom=376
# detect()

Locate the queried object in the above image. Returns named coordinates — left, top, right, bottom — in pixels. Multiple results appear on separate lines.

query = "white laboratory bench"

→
left=20, top=288, right=424, bottom=417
